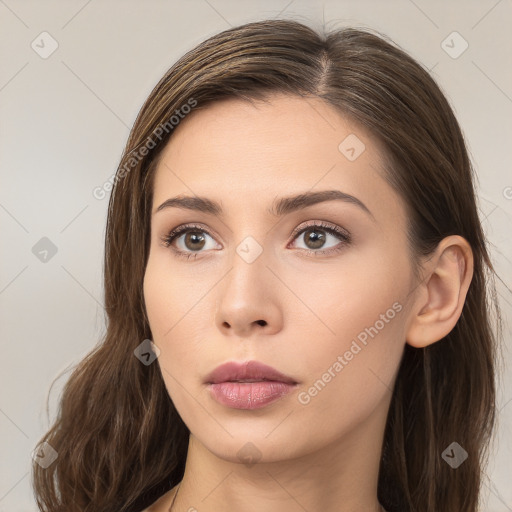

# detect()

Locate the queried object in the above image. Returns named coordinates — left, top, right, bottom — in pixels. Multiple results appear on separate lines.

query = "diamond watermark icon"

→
left=32, top=441, right=58, bottom=469
left=441, top=31, right=468, bottom=59
left=236, top=236, right=263, bottom=264
left=441, top=441, right=468, bottom=468
left=237, top=442, right=262, bottom=468
left=134, top=339, right=160, bottom=366
left=31, top=31, right=59, bottom=59
left=338, top=134, right=366, bottom=161
left=32, top=237, right=58, bottom=263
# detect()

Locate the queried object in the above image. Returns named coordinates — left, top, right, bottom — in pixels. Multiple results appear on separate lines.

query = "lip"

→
left=205, top=360, right=298, bottom=410
left=205, top=360, right=297, bottom=385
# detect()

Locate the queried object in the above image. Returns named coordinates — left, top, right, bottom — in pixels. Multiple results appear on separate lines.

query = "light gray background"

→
left=1, top=1, right=511, bottom=510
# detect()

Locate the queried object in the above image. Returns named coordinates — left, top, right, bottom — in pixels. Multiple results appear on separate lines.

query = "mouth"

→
left=205, top=360, right=298, bottom=385
left=207, top=381, right=298, bottom=409
left=205, top=360, right=298, bottom=410
left=228, top=379, right=272, bottom=383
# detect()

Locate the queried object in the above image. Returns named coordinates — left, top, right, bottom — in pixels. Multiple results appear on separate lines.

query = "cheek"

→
left=291, top=304, right=405, bottom=444
left=143, top=256, right=210, bottom=390
left=290, top=251, right=409, bottom=412
left=143, top=254, right=199, bottom=338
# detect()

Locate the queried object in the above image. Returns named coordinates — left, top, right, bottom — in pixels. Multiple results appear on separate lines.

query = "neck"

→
left=171, top=398, right=389, bottom=512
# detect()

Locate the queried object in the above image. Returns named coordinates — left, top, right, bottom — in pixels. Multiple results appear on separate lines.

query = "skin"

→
left=142, top=93, right=473, bottom=512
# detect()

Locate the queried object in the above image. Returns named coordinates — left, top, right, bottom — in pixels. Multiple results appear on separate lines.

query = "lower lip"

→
left=208, top=381, right=296, bottom=409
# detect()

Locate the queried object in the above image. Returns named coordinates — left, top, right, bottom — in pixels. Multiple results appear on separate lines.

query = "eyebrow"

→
left=154, top=189, right=375, bottom=221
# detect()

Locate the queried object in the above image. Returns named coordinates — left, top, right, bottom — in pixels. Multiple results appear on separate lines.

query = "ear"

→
left=406, top=235, right=474, bottom=348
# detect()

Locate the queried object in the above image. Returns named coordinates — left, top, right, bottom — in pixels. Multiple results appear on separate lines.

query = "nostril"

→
left=256, top=320, right=267, bottom=326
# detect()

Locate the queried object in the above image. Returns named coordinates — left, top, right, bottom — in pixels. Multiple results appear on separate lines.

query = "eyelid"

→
left=289, top=220, right=350, bottom=242
left=159, top=222, right=221, bottom=248
left=160, top=220, right=351, bottom=256
left=163, top=223, right=213, bottom=240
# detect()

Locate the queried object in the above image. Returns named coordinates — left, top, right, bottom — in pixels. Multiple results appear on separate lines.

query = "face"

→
left=143, top=94, right=417, bottom=463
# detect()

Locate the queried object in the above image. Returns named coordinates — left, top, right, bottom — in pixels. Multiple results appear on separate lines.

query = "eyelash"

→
left=160, top=221, right=351, bottom=260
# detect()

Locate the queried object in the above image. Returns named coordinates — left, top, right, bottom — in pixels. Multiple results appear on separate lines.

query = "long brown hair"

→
left=32, top=19, right=503, bottom=512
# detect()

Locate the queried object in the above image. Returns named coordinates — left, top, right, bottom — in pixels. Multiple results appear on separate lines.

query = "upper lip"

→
left=205, top=360, right=297, bottom=384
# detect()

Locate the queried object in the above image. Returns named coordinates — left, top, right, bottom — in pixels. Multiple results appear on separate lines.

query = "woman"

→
left=32, top=19, right=502, bottom=512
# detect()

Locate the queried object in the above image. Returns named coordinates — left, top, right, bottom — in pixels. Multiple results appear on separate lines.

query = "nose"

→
left=215, top=246, right=283, bottom=338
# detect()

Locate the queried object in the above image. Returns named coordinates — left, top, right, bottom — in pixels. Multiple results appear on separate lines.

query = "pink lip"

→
left=205, top=360, right=298, bottom=410
left=205, top=360, right=297, bottom=385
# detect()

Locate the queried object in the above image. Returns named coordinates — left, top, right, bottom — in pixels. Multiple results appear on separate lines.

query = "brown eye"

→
left=161, top=221, right=351, bottom=260
left=291, top=222, right=350, bottom=255
left=182, top=231, right=206, bottom=251
left=302, top=228, right=327, bottom=250
left=161, top=224, right=220, bottom=259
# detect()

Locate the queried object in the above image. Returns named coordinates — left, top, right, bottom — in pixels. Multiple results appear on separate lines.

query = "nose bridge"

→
left=224, top=235, right=270, bottom=306
left=222, top=210, right=273, bottom=293
left=215, top=232, right=281, bottom=336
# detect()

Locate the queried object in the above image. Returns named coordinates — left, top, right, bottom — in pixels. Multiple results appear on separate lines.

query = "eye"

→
left=160, top=220, right=351, bottom=260
left=289, top=221, right=351, bottom=256
left=160, top=223, right=220, bottom=260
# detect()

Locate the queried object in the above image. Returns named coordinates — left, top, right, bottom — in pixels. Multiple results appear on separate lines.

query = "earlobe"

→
left=406, top=236, right=474, bottom=348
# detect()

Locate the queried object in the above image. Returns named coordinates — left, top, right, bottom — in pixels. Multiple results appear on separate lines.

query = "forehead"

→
left=151, top=94, right=404, bottom=227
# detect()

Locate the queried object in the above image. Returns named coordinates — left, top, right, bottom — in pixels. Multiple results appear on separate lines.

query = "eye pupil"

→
left=305, top=228, right=326, bottom=249
left=185, top=231, right=206, bottom=251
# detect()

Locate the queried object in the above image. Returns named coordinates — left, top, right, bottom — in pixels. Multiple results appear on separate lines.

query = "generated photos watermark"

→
left=92, top=97, right=197, bottom=200
left=297, top=301, right=403, bottom=405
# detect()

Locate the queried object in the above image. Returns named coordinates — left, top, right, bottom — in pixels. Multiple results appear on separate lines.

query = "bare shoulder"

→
left=142, top=484, right=179, bottom=512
